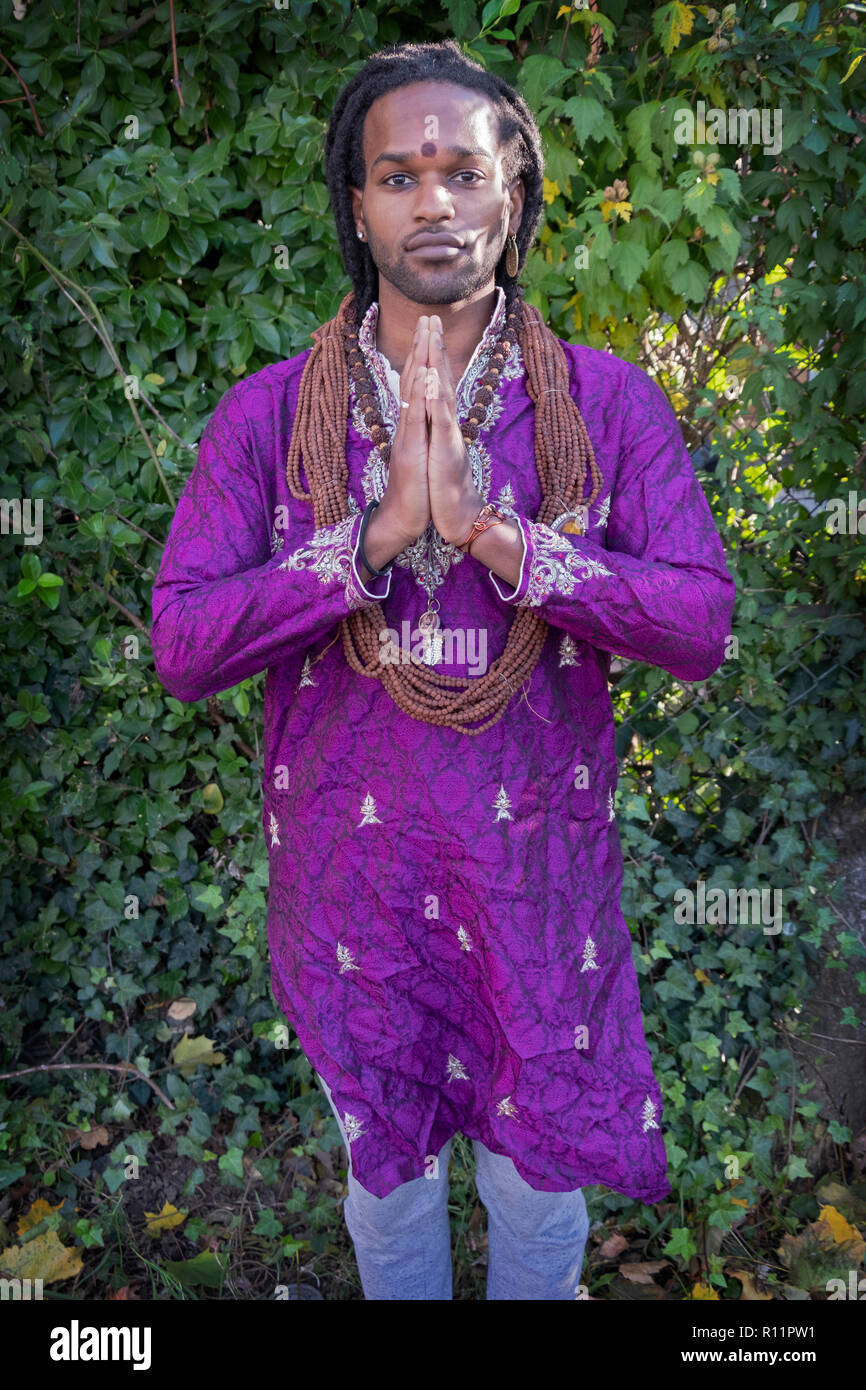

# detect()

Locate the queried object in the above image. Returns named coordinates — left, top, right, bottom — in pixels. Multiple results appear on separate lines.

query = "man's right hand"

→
left=359, top=317, right=432, bottom=581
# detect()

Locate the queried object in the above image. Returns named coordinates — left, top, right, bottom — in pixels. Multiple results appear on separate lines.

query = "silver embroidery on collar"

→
left=349, top=287, right=524, bottom=594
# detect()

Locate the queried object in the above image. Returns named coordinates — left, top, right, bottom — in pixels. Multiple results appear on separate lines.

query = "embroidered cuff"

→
left=487, top=512, right=532, bottom=605
left=509, top=518, right=614, bottom=608
left=486, top=514, right=616, bottom=608
left=278, top=512, right=392, bottom=612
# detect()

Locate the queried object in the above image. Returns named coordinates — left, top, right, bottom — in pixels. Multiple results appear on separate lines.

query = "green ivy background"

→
left=1, top=0, right=864, bottom=1300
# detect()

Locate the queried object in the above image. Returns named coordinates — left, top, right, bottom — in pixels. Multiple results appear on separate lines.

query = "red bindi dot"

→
left=420, top=142, right=437, bottom=157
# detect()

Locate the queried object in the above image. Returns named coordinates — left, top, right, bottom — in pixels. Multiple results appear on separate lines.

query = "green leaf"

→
left=140, top=209, right=170, bottom=245
left=663, top=1226, right=698, bottom=1261
left=162, top=1251, right=226, bottom=1288
left=608, top=238, right=649, bottom=293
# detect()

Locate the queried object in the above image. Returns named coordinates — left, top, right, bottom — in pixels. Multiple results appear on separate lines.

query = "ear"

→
left=507, top=176, right=525, bottom=239
left=349, top=185, right=363, bottom=232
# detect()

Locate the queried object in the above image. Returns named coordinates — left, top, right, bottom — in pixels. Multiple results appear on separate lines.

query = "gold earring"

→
left=505, top=233, right=519, bottom=278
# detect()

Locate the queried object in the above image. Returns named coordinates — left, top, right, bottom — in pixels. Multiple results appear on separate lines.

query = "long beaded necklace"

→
left=286, top=288, right=605, bottom=736
left=346, top=295, right=523, bottom=664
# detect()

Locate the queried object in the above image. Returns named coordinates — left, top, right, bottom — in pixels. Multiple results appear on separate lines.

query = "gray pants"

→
left=314, top=1070, right=590, bottom=1300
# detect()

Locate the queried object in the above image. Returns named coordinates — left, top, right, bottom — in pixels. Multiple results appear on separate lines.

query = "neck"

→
left=373, top=280, right=497, bottom=379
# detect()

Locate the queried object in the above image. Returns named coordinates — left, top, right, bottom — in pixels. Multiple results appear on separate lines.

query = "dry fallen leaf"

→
left=818, top=1203, right=863, bottom=1247
left=0, top=1230, right=83, bottom=1283
left=78, top=1126, right=110, bottom=1150
left=688, top=1280, right=720, bottom=1300
left=598, top=1231, right=628, bottom=1259
left=143, top=1201, right=187, bottom=1236
left=16, top=1198, right=64, bottom=1234
left=619, top=1259, right=669, bottom=1284
left=106, top=1285, right=140, bottom=1300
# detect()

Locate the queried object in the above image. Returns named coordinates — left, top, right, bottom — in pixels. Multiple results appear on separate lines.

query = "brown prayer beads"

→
left=285, top=289, right=603, bottom=736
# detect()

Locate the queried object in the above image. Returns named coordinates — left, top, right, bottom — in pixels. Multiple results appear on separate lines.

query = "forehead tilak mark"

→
left=420, top=142, right=437, bottom=157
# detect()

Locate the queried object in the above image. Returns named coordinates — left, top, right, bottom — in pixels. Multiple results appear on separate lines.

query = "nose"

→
left=411, top=174, right=455, bottom=222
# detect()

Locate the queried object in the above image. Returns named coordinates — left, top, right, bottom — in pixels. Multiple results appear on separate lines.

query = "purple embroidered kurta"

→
left=151, top=287, right=736, bottom=1202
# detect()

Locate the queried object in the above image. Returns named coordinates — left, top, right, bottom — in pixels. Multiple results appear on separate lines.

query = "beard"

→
left=365, top=227, right=507, bottom=305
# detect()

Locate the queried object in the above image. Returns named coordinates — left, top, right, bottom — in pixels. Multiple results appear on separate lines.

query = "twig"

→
left=168, top=0, right=184, bottom=109
left=106, top=507, right=165, bottom=549
left=100, top=5, right=159, bottom=48
left=0, top=48, right=43, bottom=135
left=47, top=1019, right=89, bottom=1065
left=559, top=5, right=573, bottom=62
left=67, top=561, right=149, bottom=634
left=0, top=1062, right=175, bottom=1111
left=541, top=0, right=554, bottom=47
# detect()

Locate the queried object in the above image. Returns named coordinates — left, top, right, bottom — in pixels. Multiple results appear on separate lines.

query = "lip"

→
left=406, top=233, right=464, bottom=251
left=407, top=243, right=465, bottom=259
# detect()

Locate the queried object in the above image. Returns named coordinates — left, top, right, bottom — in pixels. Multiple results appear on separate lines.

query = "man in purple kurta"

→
left=151, top=41, right=736, bottom=1298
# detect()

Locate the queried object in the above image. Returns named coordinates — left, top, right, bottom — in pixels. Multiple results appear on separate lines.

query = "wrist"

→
left=361, top=500, right=414, bottom=577
left=451, top=492, right=486, bottom=549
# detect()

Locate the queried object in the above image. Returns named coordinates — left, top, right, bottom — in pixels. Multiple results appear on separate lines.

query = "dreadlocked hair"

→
left=286, top=39, right=604, bottom=736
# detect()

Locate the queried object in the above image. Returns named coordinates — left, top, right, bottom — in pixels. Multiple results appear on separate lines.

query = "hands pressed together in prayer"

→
left=359, top=314, right=526, bottom=591
left=360, top=315, right=487, bottom=568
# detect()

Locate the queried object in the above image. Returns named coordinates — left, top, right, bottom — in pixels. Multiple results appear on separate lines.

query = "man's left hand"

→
left=425, top=314, right=485, bottom=549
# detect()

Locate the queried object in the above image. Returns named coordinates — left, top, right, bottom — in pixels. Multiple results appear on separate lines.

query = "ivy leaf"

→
left=663, top=1226, right=698, bottom=1261
left=172, top=1033, right=226, bottom=1075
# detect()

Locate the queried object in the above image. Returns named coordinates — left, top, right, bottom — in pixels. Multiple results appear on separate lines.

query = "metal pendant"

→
left=417, top=608, right=440, bottom=634
left=417, top=606, right=443, bottom=665
left=422, top=630, right=444, bottom=665
left=552, top=506, right=589, bottom=535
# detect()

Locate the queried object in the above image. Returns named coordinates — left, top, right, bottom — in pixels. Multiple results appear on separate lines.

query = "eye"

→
left=382, top=171, right=484, bottom=187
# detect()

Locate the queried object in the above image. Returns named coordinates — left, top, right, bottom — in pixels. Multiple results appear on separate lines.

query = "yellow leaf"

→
left=17, top=1198, right=63, bottom=1234
left=818, top=1204, right=863, bottom=1246
left=156, top=438, right=167, bottom=456
left=557, top=4, right=571, bottom=14
left=670, top=392, right=689, bottom=414
left=694, top=968, right=711, bottom=985
left=143, top=1201, right=187, bottom=1236
left=143, top=373, right=165, bottom=386
left=0, top=1230, right=83, bottom=1283
left=659, top=1, right=695, bottom=55
left=542, top=177, right=561, bottom=205
left=172, top=1033, right=226, bottom=1075
left=731, top=1197, right=749, bottom=1208
left=841, top=50, right=864, bottom=84
left=688, top=1279, right=719, bottom=1299
left=600, top=199, right=632, bottom=222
